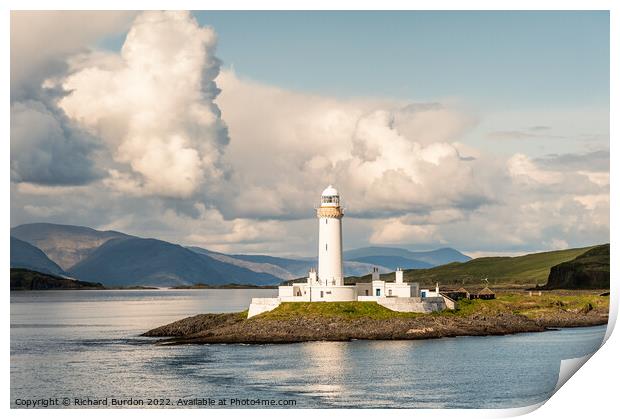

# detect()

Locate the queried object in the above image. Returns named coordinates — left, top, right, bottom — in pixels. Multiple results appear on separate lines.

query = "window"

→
left=388, top=289, right=393, bottom=296
left=320, top=291, right=324, bottom=298
left=376, top=289, right=381, bottom=297
left=321, top=196, right=340, bottom=205
left=325, top=243, right=328, bottom=251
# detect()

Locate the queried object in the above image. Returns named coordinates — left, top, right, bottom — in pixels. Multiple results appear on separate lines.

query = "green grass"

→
left=349, top=246, right=598, bottom=287
left=251, top=293, right=609, bottom=321
left=440, top=293, right=608, bottom=318
left=256, top=301, right=423, bottom=320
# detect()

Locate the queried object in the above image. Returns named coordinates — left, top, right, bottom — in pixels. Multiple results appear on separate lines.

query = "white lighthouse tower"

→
left=246, top=184, right=440, bottom=317
left=317, top=185, right=344, bottom=286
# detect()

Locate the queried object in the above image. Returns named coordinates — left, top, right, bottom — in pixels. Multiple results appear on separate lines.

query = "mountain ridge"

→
left=11, top=223, right=130, bottom=270
left=9, top=222, right=492, bottom=288
left=68, top=237, right=281, bottom=287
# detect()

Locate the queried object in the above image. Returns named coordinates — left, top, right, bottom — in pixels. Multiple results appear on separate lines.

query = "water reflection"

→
left=300, top=342, right=348, bottom=399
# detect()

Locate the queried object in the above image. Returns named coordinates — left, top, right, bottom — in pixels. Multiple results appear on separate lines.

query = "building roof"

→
left=478, top=286, right=495, bottom=295
left=456, top=287, right=469, bottom=293
left=322, top=184, right=339, bottom=196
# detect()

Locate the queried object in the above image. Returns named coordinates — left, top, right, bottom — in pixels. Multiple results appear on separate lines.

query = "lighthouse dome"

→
left=321, top=185, right=339, bottom=197
left=320, top=185, right=340, bottom=207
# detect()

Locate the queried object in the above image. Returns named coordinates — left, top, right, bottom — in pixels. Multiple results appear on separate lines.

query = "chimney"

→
left=395, top=268, right=404, bottom=283
left=308, top=268, right=317, bottom=284
left=371, top=267, right=380, bottom=281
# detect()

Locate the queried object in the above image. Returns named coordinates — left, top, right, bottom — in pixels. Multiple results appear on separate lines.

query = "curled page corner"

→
left=493, top=401, right=547, bottom=418
left=500, top=350, right=602, bottom=418
left=554, top=352, right=596, bottom=394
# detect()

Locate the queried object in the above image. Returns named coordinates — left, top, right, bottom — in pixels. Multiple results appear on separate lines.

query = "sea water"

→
left=10, top=289, right=607, bottom=408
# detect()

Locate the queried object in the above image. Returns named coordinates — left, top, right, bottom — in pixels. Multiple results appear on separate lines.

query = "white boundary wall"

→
left=247, top=297, right=281, bottom=318
left=377, top=297, right=446, bottom=313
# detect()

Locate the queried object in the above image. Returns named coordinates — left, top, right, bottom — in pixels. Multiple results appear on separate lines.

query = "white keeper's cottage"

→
left=247, top=185, right=447, bottom=317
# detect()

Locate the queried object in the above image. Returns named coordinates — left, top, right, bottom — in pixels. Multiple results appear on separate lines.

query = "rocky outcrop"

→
left=542, top=244, right=610, bottom=290
left=143, top=306, right=608, bottom=345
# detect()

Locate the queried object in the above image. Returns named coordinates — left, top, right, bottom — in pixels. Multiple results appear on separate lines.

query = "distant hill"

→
left=224, top=252, right=388, bottom=277
left=10, top=236, right=66, bottom=276
left=10, top=268, right=104, bottom=290
left=11, top=223, right=129, bottom=270
left=343, top=247, right=471, bottom=267
left=542, top=244, right=609, bottom=290
left=69, top=237, right=281, bottom=287
left=349, top=255, right=433, bottom=270
left=230, top=253, right=314, bottom=277
left=189, top=247, right=299, bottom=280
left=350, top=246, right=597, bottom=287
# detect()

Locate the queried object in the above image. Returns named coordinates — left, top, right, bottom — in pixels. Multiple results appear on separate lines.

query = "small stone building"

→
left=471, top=286, right=496, bottom=300
left=442, top=287, right=470, bottom=301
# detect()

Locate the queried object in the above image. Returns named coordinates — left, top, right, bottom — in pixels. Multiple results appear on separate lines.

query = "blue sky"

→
left=98, top=11, right=609, bottom=110
left=187, top=11, right=610, bottom=110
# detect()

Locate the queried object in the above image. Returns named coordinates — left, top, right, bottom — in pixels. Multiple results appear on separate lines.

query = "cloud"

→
left=10, top=11, right=135, bottom=186
left=508, top=153, right=563, bottom=185
left=213, top=71, right=490, bottom=221
left=10, top=100, right=102, bottom=185
left=535, top=150, right=609, bottom=172
left=11, top=11, right=136, bottom=100
left=58, top=11, right=229, bottom=198
left=486, top=129, right=565, bottom=141
left=369, top=219, right=441, bottom=245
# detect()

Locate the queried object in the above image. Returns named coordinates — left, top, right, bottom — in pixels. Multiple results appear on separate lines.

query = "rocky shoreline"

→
left=142, top=302, right=608, bottom=345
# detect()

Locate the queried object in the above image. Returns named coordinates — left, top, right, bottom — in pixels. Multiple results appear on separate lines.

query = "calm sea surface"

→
left=10, top=289, right=606, bottom=409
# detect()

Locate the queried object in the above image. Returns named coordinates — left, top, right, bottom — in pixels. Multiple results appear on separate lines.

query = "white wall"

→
left=371, top=280, right=386, bottom=297
left=377, top=297, right=446, bottom=313
left=309, top=286, right=356, bottom=301
left=385, top=282, right=413, bottom=298
left=278, top=286, right=294, bottom=297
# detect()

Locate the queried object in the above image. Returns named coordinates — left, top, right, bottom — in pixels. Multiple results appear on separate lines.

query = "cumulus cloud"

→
left=10, top=100, right=102, bottom=185
left=369, top=219, right=441, bottom=245
left=58, top=11, right=229, bottom=198
left=10, top=11, right=135, bottom=186
left=214, top=71, right=489, bottom=221
left=11, top=11, right=136, bottom=99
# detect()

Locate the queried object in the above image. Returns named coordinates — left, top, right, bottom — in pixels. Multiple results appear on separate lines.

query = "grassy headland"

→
left=143, top=290, right=609, bottom=344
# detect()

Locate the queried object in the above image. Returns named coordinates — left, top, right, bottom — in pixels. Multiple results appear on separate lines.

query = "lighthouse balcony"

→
left=316, top=206, right=343, bottom=218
